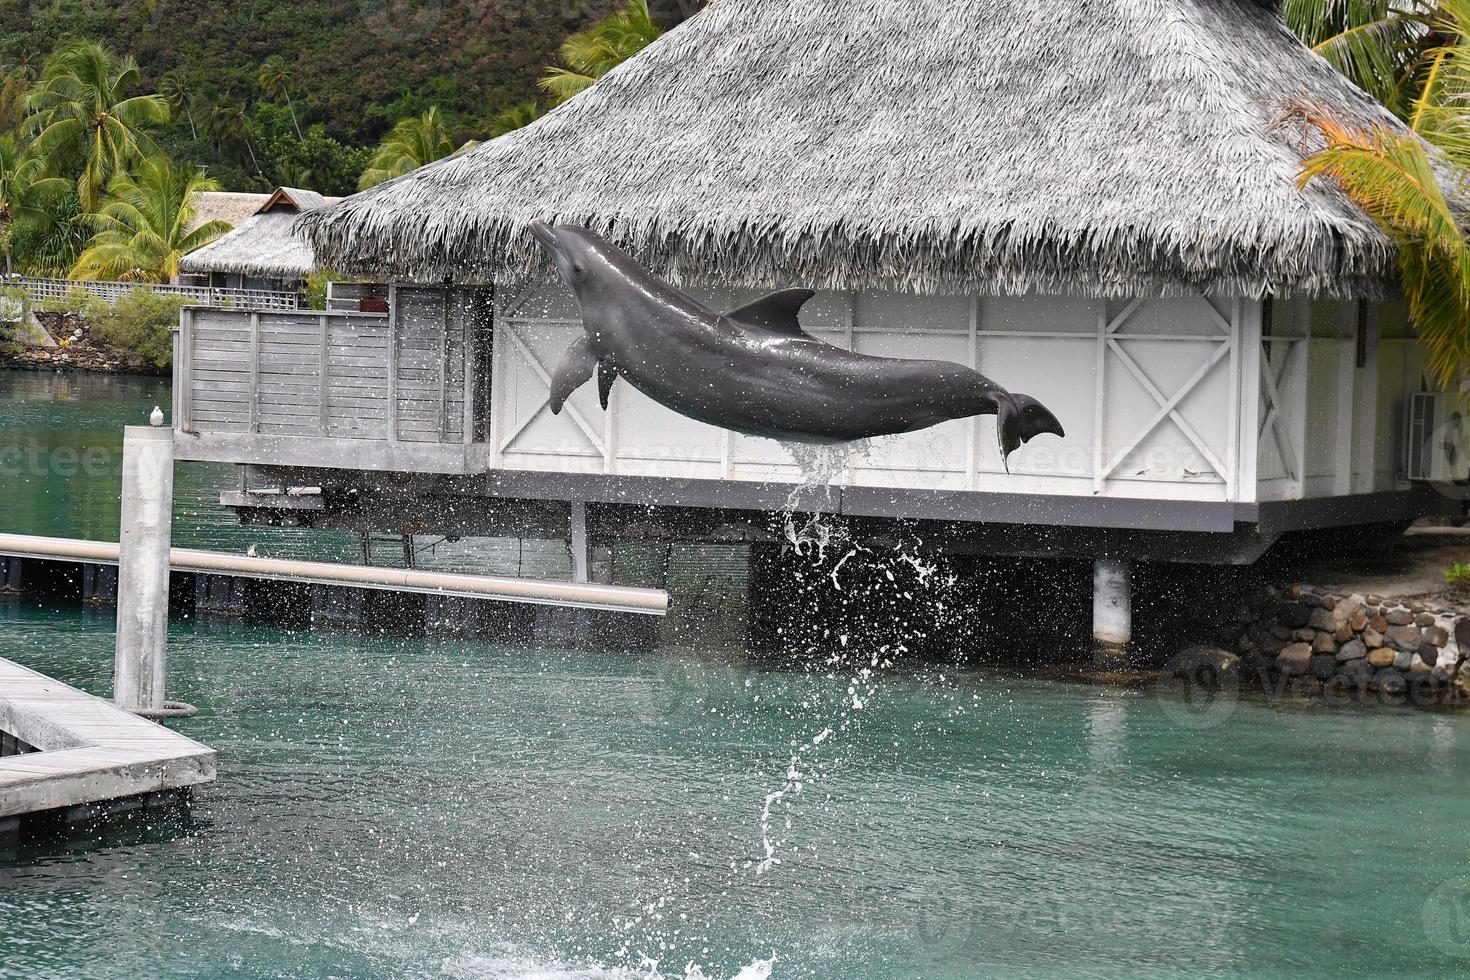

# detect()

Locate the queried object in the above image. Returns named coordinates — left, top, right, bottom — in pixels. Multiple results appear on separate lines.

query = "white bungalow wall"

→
left=1254, top=297, right=1422, bottom=503
left=1376, top=300, right=1427, bottom=491
left=490, top=284, right=1353, bottom=504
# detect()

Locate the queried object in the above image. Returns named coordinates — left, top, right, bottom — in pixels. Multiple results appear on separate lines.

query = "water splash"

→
left=744, top=440, right=961, bottom=893
left=776, top=439, right=878, bottom=563
left=499, top=436, right=952, bottom=968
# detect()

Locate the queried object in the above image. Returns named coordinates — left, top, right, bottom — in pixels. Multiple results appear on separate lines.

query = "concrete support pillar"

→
left=1092, top=556, right=1131, bottom=669
left=569, top=501, right=589, bottom=584
left=114, top=420, right=174, bottom=713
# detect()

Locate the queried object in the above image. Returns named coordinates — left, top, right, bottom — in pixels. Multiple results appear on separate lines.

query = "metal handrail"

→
left=0, top=533, right=669, bottom=616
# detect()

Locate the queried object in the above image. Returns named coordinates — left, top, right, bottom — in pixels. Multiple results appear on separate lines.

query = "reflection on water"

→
left=4, top=370, right=1470, bottom=977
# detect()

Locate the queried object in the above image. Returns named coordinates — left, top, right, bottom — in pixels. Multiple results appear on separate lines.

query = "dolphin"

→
left=529, top=221, right=1064, bottom=466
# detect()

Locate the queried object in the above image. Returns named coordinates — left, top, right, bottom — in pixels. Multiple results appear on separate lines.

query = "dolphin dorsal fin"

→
left=725, top=288, right=817, bottom=338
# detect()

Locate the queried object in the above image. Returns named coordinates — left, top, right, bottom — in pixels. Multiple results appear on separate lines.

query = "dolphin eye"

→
left=572, top=261, right=586, bottom=279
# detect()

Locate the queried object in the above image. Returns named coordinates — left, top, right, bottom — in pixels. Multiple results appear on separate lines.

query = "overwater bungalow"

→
left=177, top=187, right=338, bottom=296
left=173, top=0, right=1460, bottom=591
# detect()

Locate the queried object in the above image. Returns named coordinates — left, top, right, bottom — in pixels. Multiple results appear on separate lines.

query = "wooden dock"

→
left=0, top=657, right=216, bottom=830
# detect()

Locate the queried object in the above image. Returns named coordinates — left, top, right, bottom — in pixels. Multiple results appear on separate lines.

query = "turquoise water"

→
left=3, top=370, right=1470, bottom=978
left=0, top=370, right=356, bottom=557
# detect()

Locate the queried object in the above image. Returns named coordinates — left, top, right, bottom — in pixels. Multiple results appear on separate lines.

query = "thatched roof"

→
left=302, top=0, right=1422, bottom=298
left=186, top=192, right=271, bottom=236
left=181, top=187, right=339, bottom=279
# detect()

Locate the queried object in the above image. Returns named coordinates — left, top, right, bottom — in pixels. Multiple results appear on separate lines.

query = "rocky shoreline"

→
left=1220, top=583, right=1469, bottom=706
left=1, top=311, right=164, bottom=376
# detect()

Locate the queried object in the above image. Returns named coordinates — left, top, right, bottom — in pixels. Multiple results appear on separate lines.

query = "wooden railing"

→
left=173, top=295, right=480, bottom=475
left=11, top=276, right=300, bottom=311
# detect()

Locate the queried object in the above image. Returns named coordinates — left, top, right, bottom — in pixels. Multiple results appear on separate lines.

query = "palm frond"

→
left=540, top=0, right=662, bottom=105
left=358, top=108, right=454, bottom=190
left=1296, top=101, right=1470, bottom=392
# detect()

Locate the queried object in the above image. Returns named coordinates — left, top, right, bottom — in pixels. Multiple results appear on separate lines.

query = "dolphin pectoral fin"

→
left=597, top=362, right=618, bottom=410
left=549, top=336, right=597, bottom=415
left=995, top=392, right=1064, bottom=472
left=725, top=288, right=817, bottom=338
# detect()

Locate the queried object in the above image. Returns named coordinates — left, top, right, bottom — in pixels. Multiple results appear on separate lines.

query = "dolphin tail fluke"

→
left=995, top=392, right=1065, bottom=472
left=550, top=336, right=597, bottom=415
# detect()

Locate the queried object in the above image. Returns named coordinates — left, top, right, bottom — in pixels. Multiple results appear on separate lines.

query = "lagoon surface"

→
left=3, top=370, right=1470, bottom=979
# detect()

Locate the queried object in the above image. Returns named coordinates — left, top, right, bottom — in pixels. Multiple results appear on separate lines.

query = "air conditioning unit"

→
left=1403, top=392, right=1469, bottom=482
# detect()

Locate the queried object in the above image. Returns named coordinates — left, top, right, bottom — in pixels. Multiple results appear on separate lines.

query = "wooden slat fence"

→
left=177, top=291, right=474, bottom=447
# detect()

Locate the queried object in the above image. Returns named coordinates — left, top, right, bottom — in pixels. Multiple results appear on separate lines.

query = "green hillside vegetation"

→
left=0, top=1, right=673, bottom=286
left=1, top=0, right=586, bottom=151
left=0, top=0, right=689, bottom=198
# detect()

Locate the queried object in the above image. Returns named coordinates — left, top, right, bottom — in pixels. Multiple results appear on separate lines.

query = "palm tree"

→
left=1281, top=2, right=1470, bottom=131
left=1283, top=2, right=1425, bottom=108
left=26, top=39, right=169, bottom=211
left=0, top=134, right=70, bottom=276
left=71, top=155, right=230, bottom=282
left=540, top=0, right=662, bottom=105
left=257, top=56, right=302, bottom=140
left=1285, top=3, right=1470, bottom=393
left=358, top=106, right=455, bottom=190
left=485, top=100, right=544, bottom=138
left=159, top=69, right=199, bottom=141
left=208, top=104, right=261, bottom=175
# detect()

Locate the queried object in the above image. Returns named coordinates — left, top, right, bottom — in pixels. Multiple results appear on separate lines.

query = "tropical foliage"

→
left=158, top=69, right=199, bottom=141
left=71, top=155, right=228, bottom=282
left=1285, top=1, right=1470, bottom=391
left=485, top=101, right=544, bottom=139
left=13, top=190, right=89, bottom=277
left=1282, top=0, right=1470, bottom=122
left=540, top=0, right=663, bottom=105
left=0, top=65, right=29, bottom=134
left=26, top=39, right=169, bottom=210
left=84, top=287, right=189, bottom=368
left=0, top=0, right=676, bottom=287
left=0, top=1, right=636, bottom=148
left=0, top=0, right=692, bottom=367
left=0, top=132, right=68, bottom=275
left=257, top=56, right=302, bottom=141
left=358, top=107, right=456, bottom=190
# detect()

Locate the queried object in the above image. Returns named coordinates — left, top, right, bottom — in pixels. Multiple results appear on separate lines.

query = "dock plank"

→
left=0, top=657, right=216, bottom=819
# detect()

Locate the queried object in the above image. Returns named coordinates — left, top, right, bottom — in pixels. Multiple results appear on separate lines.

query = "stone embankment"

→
left=1, top=312, right=160, bottom=375
left=1232, top=584, right=1466, bottom=704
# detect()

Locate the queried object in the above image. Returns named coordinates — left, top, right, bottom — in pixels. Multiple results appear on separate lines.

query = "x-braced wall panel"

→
left=493, top=285, right=1255, bottom=504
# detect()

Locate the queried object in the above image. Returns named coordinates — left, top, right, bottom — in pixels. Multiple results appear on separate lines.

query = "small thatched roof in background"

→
left=180, top=187, right=340, bottom=279
left=304, top=0, right=1424, bottom=299
left=185, top=192, right=271, bottom=236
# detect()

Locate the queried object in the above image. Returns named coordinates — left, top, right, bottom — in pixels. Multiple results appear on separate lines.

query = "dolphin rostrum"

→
left=529, top=221, right=1064, bottom=465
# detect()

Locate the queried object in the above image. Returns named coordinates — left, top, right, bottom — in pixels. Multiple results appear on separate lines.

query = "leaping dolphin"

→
left=529, top=221, right=1064, bottom=465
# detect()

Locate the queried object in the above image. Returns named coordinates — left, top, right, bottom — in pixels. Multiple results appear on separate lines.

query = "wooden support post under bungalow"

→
left=0, top=556, right=23, bottom=594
